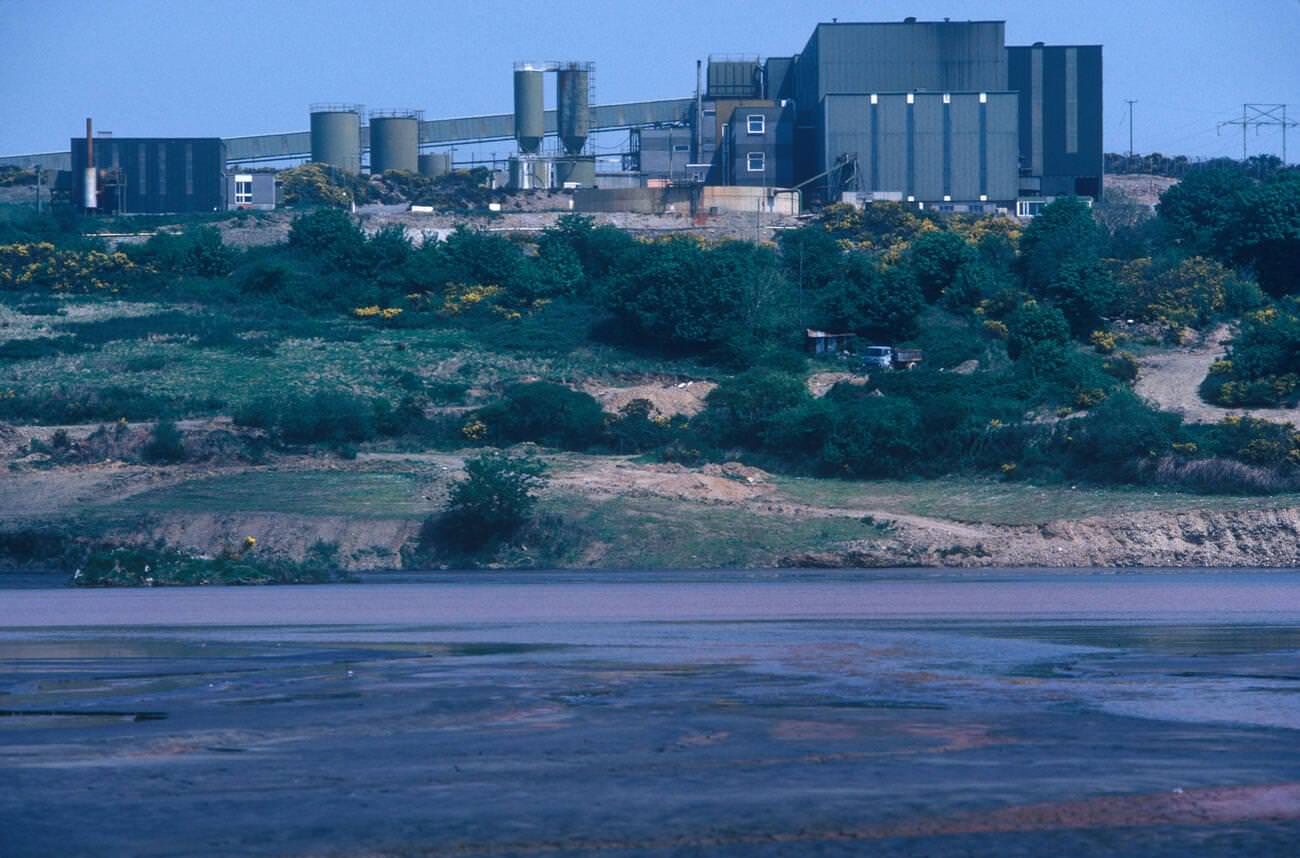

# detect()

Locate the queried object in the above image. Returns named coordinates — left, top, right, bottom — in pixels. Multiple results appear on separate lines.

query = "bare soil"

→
left=1135, top=325, right=1300, bottom=424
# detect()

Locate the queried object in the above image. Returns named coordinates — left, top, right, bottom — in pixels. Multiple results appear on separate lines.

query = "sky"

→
left=1, top=0, right=1298, bottom=162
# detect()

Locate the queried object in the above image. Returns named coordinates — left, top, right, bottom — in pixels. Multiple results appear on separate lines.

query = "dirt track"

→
left=1135, top=326, right=1300, bottom=424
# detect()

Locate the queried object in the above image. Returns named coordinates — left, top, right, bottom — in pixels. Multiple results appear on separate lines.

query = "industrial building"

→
left=69, top=132, right=227, bottom=214
left=9, top=18, right=1103, bottom=216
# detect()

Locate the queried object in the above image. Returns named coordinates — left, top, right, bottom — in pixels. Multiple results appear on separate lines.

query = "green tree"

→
left=816, top=255, right=924, bottom=340
left=778, top=225, right=844, bottom=292
left=1006, top=300, right=1072, bottom=372
left=904, top=230, right=977, bottom=302
left=704, top=370, right=809, bottom=448
left=1018, top=196, right=1104, bottom=293
left=1156, top=164, right=1250, bottom=254
left=440, top=451, right=547, bottom=548
left=1045, top=259, right=1123, bottom=336
left=1222, top=171, right=1300, bottom=297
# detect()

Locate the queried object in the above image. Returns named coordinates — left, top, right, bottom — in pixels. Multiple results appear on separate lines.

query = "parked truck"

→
left=862, top=346, right=923, bottom=370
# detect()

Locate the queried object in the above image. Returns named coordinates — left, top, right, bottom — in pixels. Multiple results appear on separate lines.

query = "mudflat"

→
left=2, top=570, right=1299, bottom=857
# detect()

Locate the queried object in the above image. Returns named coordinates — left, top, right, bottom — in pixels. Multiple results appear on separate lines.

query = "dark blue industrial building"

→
left=686, top=18, right=1102, bottom=209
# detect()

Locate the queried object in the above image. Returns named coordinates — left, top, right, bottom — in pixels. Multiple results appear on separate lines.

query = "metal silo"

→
left=418, top=152, right=451, bottom=178
left=513, top=64, right=545, bottom=155
left=556, top=62, right=592, bottom=155
left=369, top=110, right=422, bottom=174
left=310, top=103, right=363, bottom=174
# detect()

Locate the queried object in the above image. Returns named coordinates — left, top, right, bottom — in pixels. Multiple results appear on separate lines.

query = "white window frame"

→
left=746, top=114, right=765, bottom=135
left=234, top=175, right=253, bottom=205
left=746, top=151, right=765, bottom=172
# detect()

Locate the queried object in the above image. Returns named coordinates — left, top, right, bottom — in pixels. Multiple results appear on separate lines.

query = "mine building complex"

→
left=7, top=18, right=1101, bottom=216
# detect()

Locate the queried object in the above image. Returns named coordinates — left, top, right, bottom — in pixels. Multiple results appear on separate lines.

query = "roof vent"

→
left=1032, top=41, right=1045, bottom=47
left=904, top=16, right=917, bottom=23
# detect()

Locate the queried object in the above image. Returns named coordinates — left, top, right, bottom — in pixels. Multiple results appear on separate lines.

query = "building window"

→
left=234, top=175, right=253, bottom=205
left=672, top=144, right=690, bottom=153
left=746, top=114, right=765, bottom=134
left=746, top=152, right=765, bottom=172
left=1017, top=200, right=1046, bottom=218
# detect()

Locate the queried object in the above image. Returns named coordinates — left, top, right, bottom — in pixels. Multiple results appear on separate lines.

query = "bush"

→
left=1061, top=391, right=1184, bottom=479
left=131, top=227, right=234, bottom=278
left=1006, top=300, right=1071, bottom=370
left=703, top=369, right=809, bottom=448
left=815, top=255, right=923, bottom=339
left=474, top=382, right=606, bottom=450
left=141, top=419, right=186, bottom=464
left=233, top=391, right=411, bottom=445
left=435, top=451, right=547, bottom=549
left=607, top=399, right=673, bottom=453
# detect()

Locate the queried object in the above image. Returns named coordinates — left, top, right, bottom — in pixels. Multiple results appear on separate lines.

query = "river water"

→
left=2, top=569, right=1299, bottom=857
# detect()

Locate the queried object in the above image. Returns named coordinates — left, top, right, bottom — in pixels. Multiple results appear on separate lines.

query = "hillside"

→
left=1, top=163, right=1299, bottom=579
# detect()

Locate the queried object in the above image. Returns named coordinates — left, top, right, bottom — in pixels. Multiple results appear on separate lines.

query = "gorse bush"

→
left=474, top=382, right=606, bottom=450
left=234, top=391, right=419, bottom=445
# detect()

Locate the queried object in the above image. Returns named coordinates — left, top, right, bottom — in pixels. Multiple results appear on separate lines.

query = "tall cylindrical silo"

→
left=418, top=152, right=451, bottom=178
left=557, top=62, right=591, bottom=155
left=310, top=104, right=363, bottom=174
left=513, top=65, right=545, bottom=155
left=369, top=111, right=421, bottom=174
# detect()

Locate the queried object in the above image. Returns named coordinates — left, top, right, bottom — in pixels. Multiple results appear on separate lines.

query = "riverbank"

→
left=2, top=445, right=1299, bottom=574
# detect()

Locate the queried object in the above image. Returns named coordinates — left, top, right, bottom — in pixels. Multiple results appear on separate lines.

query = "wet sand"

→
left=1, top=570, right=1299, bottom=857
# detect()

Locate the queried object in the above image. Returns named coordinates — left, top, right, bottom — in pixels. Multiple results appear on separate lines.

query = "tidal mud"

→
left=1, top=570, right=1298, bottom=857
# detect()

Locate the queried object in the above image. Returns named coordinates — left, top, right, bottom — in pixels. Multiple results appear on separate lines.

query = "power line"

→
left=1218, top=103, right=1297, bottom=162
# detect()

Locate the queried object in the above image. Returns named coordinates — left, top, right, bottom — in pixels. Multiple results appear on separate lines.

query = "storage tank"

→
left=554, top=155, right=595, bottom=188
left=556, top=62, right=592, bottom=155
left=368, top=110, right=421, bottom=174
left=418, top=152, right=451, bottom=178
left=509, top=155, right=553, bottom=190
left=513, top=64, right=545, bottom=155
left=310, top=104, right=363, bottom=174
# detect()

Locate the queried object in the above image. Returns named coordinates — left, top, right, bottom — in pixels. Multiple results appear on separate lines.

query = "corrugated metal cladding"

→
left=1008, top=45, right=1103, bottom=197
left=708, top=60, right=762, bottom=98
left=763, top=57, right=795, bottom=101
left=69, top=137, right=225, bottom=213
left=821, top=93, right=1018, bottom=203
left=726, top=104, right=795, bottom=187
left=795, top=21, right=1008, bottom=117
left=637, top=126, right=696, bottom=180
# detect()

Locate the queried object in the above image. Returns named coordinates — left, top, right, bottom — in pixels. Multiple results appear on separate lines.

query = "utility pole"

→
left=1218, top=104, right=1298, bottom=163
left=34, top=163, right=42, bottom=214
left=1125, top=100, right=1137, bottom=163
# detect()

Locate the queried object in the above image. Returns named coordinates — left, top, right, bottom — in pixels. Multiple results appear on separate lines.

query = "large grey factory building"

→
left=4, top=18, right=1102, bottom=215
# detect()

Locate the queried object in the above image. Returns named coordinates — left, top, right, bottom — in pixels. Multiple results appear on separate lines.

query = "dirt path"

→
left=1135, top=326, right=1300, bottom=424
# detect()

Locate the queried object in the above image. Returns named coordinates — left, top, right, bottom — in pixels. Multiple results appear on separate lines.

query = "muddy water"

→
left=1, top=570, right=1299, bottom=857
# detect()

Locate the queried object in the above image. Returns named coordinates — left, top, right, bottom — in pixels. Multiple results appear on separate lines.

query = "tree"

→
left=778, top=225, right=844, bottom=293
left=440, top=452, right=547, bottom=548
left=904, top=230, right=977, bottom=302
left=288, top=208, right=367, bottom=272
left=1018, top=196, right=1104, bottom=293
left=1157, top=163, right=1251, bottom=254
left=815, top=254, right=924, bottom=340
left=1221, top=171, right=1300, bottom=297
left=1044, top=259, right=1122, bottom=336
left=1006, top=300, right=1071, bottom=372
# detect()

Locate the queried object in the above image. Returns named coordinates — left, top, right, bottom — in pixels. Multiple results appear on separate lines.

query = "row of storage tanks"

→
left=309, top=105, right=450, bottom=177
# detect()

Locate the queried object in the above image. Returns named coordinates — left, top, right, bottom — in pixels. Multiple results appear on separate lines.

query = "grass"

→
left=540, top=492, right=889, bottom=568
left=772, top=475, right=1300, bottom=525
left=117, top=470, right=440, bottom=519
left=0, top=298, right=714, bottom=417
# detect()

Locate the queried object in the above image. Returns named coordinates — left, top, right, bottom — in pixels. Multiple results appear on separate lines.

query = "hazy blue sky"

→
left=2, top=0, right=1298, bottom=161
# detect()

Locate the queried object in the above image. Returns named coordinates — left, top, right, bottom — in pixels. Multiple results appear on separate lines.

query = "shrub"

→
left=435, top=451, right=547, bottom=549
left=474, top=382, right=606, bottom=450
left=704, top=370, right=809, bottom=448
left=606, top=399, right=673, bottom=453
left=1061, top=391, right=1183, bottom=479
left=141, top=419, right=187, bottom=464
left=904, top=230, right=977, bottom=302
left=233, top=391, right=410, bottom=445
left=132, top=227, right=234, bottom=278
left=1006, top=300, right=1071, bottom=370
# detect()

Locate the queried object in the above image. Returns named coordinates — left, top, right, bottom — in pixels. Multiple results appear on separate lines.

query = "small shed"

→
left=805, top=329, right=856, bottom=355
